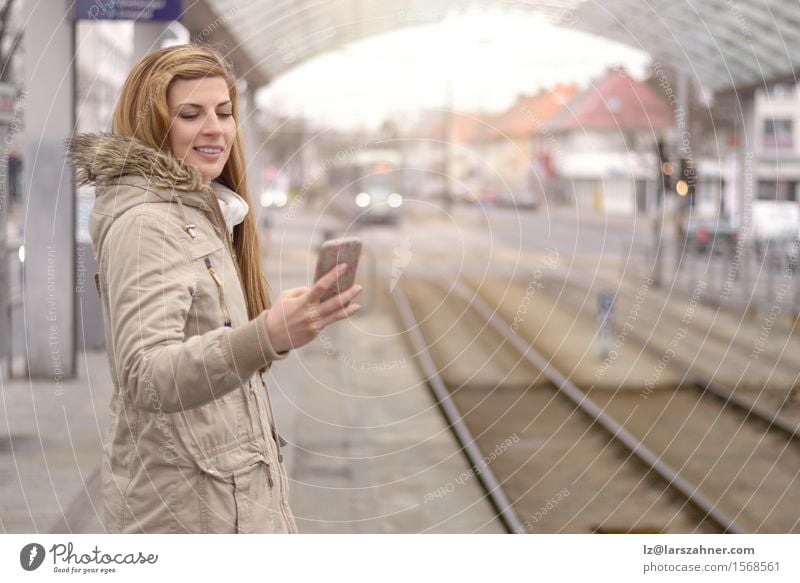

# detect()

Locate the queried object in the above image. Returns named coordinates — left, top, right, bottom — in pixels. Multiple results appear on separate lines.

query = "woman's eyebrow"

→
left=174, top=100, right=232, bottom=109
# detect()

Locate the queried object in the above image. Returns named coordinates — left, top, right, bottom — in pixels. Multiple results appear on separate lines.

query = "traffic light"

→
left=676, top=157, right=696, bottom=205
left=657, top=140, right=672, bottom=195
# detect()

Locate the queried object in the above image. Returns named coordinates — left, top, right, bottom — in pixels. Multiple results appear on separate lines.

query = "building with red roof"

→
left=548, top=67, right=676, bottom=214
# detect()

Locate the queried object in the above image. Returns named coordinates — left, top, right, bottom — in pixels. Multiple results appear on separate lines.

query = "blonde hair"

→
left=112, top=44, right=270, bottom=323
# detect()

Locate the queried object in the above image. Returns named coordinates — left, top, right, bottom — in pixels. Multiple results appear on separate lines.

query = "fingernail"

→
left=337, top=263, right=347, bottom=271
left=354, top=284, right=363, bottom=293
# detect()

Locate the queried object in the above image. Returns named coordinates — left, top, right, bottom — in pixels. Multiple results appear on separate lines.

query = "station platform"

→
left=0, top=312, right=504, bottom=533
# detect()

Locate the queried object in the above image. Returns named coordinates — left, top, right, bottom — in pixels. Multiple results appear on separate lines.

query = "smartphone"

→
left=314, top=237, right=362, bottom=302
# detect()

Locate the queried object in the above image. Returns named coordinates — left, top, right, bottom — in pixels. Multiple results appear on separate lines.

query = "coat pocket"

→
left=182, top=452, right=279, bottom=534
left=198, top=442, right=281, bottom=533
left=187, top=239, right=229, bottom=331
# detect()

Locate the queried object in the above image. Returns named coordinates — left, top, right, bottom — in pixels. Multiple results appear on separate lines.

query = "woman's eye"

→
left=177, top=113, right=231, bottom=120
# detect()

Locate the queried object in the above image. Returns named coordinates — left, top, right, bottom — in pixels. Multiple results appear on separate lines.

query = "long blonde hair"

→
left=111, top=44, right=270, bottom=320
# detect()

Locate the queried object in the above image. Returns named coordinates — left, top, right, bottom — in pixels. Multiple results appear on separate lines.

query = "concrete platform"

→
left=0, top=350, right=111, bottom=533
left=0, top=317, right=504, bottom=533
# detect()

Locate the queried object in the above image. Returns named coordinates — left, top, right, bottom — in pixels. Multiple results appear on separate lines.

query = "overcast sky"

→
left=256, top=10, right=651, bottom=130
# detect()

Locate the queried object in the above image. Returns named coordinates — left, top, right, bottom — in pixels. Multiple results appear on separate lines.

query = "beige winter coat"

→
left=68, top=133, right=298, bottom=534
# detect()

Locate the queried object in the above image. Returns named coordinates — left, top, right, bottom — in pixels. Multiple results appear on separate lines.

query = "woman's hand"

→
left=265, top=263, right=363, bottom=354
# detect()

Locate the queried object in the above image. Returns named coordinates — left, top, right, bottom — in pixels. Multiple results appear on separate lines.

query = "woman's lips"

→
left=193, top=146, right=224, bottom=161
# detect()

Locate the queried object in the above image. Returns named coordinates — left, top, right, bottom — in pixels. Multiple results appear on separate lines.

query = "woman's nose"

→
left=201, top=113, right=223, bottom=135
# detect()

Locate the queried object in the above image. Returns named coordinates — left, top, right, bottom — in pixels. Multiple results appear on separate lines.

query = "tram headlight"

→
left=262, top=190, right=288, bottom=208
left=355, top=192, right=371, bottom=208
left=387, top=193, right=403, bottom=208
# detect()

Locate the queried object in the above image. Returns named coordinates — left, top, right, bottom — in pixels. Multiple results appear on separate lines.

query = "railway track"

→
left=392, top=277, right=727, bottom=533
left=457, top=272, right=800, bottom=533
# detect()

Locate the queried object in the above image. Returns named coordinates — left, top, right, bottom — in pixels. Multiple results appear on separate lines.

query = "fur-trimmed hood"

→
left=67, top=132, right=225, bottom=254
left=68, top=132, right=210, bottom=195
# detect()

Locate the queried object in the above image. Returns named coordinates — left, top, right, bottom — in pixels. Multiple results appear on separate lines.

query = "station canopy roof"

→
left=196, top=0, right=799, bottom=93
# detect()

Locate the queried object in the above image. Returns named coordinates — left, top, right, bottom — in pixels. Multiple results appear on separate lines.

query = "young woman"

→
left=68, top=44, right=362, bottom=533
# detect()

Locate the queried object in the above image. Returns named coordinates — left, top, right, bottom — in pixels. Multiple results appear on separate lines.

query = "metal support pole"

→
left=739, top=94, right=756, bottom=307
left=651, top=202, right=664, bottom=287
left=0, top=122, right=8, bottom=377
left=22, top=1, right=76, bottom=378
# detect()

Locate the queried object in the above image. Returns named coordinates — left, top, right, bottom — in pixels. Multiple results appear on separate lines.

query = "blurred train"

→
left=327, top=148, right=404, bottom=225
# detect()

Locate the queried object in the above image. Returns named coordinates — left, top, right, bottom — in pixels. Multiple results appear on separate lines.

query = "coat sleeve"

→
left=102, top=211, right=286, bottom=413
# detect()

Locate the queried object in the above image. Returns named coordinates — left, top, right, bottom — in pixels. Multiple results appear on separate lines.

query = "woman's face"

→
left=166, top=76, right=235, bottom=183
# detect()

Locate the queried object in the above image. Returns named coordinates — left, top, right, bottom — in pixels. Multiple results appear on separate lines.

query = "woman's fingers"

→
left=266, top=275, right=361, bottom=352
left=284, top=286, right=308, bottom=299
left=308, top=263, right=347, bottom=303
left=318, top=284, right=363, bottom=317
left=319, top=302, right=361, bottom=329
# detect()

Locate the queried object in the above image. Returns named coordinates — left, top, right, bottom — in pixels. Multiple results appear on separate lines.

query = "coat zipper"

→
left=203, top=257, right=232, bottom=327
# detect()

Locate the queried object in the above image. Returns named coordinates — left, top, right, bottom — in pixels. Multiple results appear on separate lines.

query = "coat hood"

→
left=67, top=132, right=225, bottom=255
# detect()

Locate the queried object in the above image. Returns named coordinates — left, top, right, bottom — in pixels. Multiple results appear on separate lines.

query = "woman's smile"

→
left=193, top=145, right=225, bottom=160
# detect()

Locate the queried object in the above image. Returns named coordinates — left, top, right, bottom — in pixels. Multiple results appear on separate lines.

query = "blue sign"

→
left=596, top=291, right=615, bottom=359
left=74, top=0, right=182, bottom=21
left=597, top=292, right=614, bottom=316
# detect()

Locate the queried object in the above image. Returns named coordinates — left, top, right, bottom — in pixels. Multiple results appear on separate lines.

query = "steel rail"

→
left=694, top=378, right=800, bottom=442
left=451, top=280, right=745, bottom=534
left=392, top=286, right=526, bottom=534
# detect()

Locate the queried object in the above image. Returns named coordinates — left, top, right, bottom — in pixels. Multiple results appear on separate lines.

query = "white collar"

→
left=210, top=180, right=249, bottom=236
